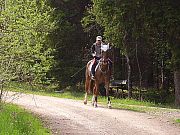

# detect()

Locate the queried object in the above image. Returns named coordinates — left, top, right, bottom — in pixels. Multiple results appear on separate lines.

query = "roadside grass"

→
left=175, top=119, right=180, bottom=123
left=0, top=103, right=51, bottom=135
left=7, top=82, right=179, bottom=113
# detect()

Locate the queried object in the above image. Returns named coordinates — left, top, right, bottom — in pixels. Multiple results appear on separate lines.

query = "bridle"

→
left=99, top=54, right=109, bottom=74
left=97, top=43, right=110, bottom=75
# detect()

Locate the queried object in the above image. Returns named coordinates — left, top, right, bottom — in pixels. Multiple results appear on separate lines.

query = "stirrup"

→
left=91, top=75, right=95, bottom=80
left=110, top=76, right=114, bottom=80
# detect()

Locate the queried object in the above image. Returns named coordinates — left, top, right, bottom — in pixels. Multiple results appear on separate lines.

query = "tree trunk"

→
left=135, top=40, right=142, bottom=100
left=125, top=54, right=132, bottom=98
left=174, top=69, right=180, bottom=107
left=0, top=80, right=4, bottom=103
left=160, top=59, right=164, bottom=90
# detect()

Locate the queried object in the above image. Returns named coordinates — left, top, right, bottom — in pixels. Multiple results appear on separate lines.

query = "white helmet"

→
left=96, top=36, right=102, bottom=41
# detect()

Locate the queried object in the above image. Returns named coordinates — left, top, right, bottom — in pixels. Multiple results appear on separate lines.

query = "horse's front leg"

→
left=91, top=85, right=96, bottom=106
left=92, top=95, right=97, bottom=107
left=92, top=83, right=99, bottom=108
left=84, top=79, right=90, bottom=105
left=107, top=96, right=111, bottom=109
left=92, top=95, right=95, bottom=106
left=105, top=83, right=111, bottom=108
left=84, top=92, right=88, bottom=105
left=94, top=96, right=98, bottom=108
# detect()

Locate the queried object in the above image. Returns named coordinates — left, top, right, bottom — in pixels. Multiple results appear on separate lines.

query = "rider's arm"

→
left=91, top=44, right=96, bottom=57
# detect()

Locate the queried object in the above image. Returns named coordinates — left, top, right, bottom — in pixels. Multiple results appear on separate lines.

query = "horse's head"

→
left=101, top=43, right=110, bottom=65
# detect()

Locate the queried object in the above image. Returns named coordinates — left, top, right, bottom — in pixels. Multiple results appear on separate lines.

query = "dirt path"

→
left=5, top=92, right=180, bottom=135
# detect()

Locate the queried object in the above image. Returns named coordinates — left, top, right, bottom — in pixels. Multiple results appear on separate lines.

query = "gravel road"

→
left=5, top=92, right=180, bottom=135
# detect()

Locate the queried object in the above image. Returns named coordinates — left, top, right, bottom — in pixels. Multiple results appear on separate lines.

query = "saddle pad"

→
left=88, top=60, right=100, bottom=76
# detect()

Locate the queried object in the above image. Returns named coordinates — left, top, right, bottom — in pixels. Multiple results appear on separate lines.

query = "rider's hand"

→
left=92, top=53, right=96, bottom=57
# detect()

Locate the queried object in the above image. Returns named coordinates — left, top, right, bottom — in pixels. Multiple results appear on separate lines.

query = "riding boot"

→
left=91, top=62, right=96, bottom=80
left=91, top=60, right=96, bottom=80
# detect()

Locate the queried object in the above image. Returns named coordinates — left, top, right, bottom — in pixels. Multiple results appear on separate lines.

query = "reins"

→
left=98, top=59, right=109, bottom=74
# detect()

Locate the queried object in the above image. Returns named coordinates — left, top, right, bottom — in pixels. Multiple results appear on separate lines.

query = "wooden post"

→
left=175, top=70, right=180, bottom=107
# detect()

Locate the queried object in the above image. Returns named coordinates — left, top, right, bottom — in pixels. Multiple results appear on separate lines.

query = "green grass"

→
left=175, top=119, right=180, bottom=123
left=7, top=82, right=179, bottom=113
left=0, top=103, right=51, bottom=135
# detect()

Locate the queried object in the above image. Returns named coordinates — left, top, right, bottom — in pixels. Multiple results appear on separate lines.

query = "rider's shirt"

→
left=91, top=43, right=102, bottom=58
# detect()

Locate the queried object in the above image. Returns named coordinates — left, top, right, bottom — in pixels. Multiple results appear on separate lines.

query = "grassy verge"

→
left=175, top=119, right=180, bottom=123
left=0, top=103, right=50, bottom=135
left=7, top=82, right=179, bottom=113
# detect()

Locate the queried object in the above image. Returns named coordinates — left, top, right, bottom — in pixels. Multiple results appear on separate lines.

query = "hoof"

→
left=94, top=103, right=98, bottom=108
left=84, top=100, right=87, bottom=105
left=108, top=105, right=112, bottom=109
left=108, top=104, right=112, bottom=109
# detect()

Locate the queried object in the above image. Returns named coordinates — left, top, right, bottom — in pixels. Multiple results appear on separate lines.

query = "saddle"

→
left=88, top=59, right=100, bottom=77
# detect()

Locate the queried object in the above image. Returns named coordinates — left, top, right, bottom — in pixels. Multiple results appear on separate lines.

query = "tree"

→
left=143, top=0, right=180, bottom=106
left=0, top=0, right=56, bottom=91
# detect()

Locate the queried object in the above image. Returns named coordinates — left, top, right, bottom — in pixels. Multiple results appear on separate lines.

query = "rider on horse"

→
left=91, top=36, right=113, bottom=80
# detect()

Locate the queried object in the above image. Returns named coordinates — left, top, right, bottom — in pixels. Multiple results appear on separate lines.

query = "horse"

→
left=84, top=44, right=112, bottom=108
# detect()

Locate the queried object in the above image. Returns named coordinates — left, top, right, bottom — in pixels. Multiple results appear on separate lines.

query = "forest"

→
left=0, top=0, right=179, bottom=106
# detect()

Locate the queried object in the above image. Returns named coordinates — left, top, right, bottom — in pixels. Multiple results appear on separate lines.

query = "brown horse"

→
left=84, top=44, right=112, bottom=108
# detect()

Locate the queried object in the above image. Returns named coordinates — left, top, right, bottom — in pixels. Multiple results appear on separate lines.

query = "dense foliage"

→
left=49, top=0, right=91, bottom=86
left=0, top=0, right=56, bottom=84
left=82, top=0, right=180, bottom=105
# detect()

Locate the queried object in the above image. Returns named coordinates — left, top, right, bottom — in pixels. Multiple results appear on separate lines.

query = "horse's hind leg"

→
left=91, top=85, right=96, bottom=106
